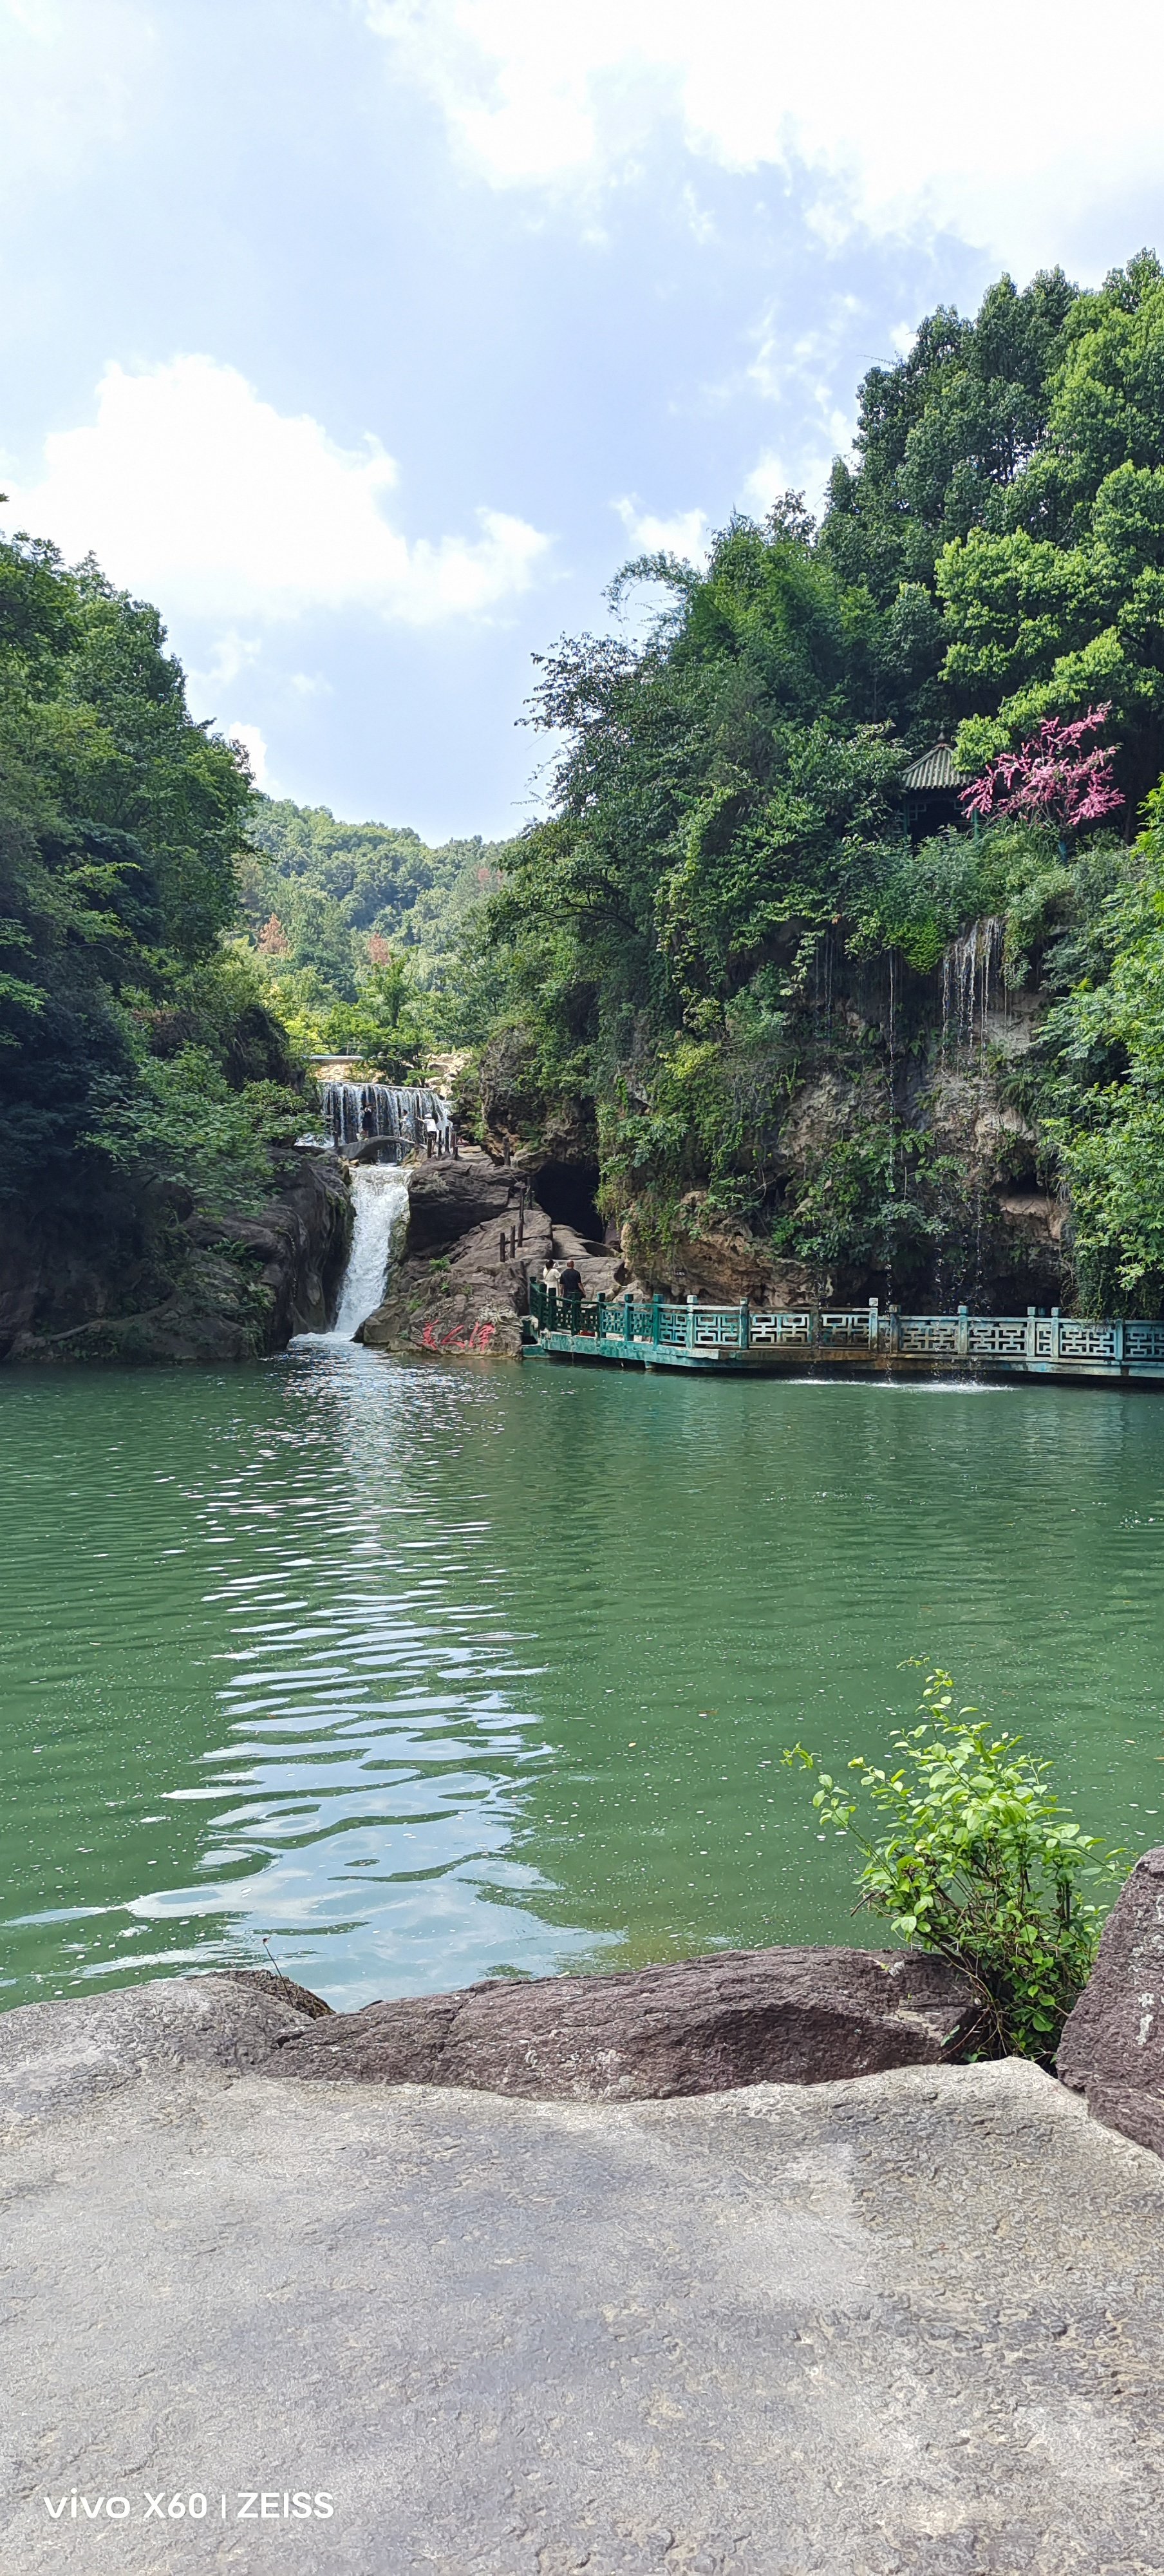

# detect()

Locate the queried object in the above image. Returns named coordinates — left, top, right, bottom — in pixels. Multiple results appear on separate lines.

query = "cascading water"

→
left=941, top=918, right=1004, bottom=1060
left=939, top=916, right=1006, bottom=1309
left=323, top=1081, right=453, bottom=1154
left=329, top=1166, right=410, bottom=1338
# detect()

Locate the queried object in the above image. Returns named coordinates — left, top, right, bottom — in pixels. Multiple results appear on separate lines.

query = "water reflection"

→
left=1, top=1345, right=1162, bottom=2007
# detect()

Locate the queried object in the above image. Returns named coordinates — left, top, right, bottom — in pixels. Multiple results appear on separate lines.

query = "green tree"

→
left=1038, top=784, right=1164, bottom=1304
left=326, top=950, right=431, bottom=1078
left=0, top=518, right=292, bottom=1231
left=939, top=254, right=1164, bottom=805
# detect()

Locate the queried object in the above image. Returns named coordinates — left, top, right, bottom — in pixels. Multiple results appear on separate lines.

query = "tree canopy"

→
left=0, top=524, right=295, bottom=1219
left=462, top=252, right=1164, bottom=1306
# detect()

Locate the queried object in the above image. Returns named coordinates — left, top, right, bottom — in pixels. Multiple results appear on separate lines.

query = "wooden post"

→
left=623, top=1291, right=634, bottom=1345
left=1113, top=1318, right=1125, bottom=1368
left=499, top=1231, right=507, bottom=1264
left=868, top=1297, right=879, bottom=1350
left=956, top=1303, right=969, bottom=1360
left=738, top=1297, right=750, bottom=1351
left=686, top=1293, right=697, bottom=1352
left=597, top=1293, right=606, bottom=1340
left=1050, top=1303, right=1062, bottom=1363
left=1026, top=1304, right=1037, bottom=1361
left=652, top=1292, right=663, bottom=1347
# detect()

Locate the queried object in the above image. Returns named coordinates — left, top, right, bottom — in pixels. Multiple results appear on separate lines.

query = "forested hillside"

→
left=0, top=527, right=345, bottom=1357
left=237, top=798, right=506, bottom=1068
left=463, top=251, right=1164, bottom=1315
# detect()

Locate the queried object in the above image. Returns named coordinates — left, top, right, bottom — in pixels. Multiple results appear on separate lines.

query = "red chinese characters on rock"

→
left=419, top=1320, right=498, bottom=1353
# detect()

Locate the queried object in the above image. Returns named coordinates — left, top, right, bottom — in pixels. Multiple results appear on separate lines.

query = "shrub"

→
left=785, top=1668, right=1124, bottom=2062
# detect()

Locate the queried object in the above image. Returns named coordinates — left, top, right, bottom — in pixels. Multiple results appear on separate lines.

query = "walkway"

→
left=528, top=1284, right=1164, bottom=1381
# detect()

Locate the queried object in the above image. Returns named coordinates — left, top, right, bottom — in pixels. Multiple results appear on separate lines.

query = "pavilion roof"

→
left=901, top=739, right=965, bottom=793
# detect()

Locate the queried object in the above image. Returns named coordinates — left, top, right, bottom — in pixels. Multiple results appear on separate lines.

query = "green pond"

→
left=1, top=1345, right=1162, bottom=2011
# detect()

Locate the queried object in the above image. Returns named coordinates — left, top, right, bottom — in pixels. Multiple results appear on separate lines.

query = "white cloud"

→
left=368, top=0, right=1164, bottom=274
left=189, top=630, right=263, bottom=693
left=0, top=0, right=155, bottom=203
left=226, top=723, right=270, bottom=789
left=4, top=355, right=552, bottom=627
left=614, top=496, right=708, bottom=562
left=739, top=452, right=787, bottom=516
left=740, top=450, right=833, bottom=524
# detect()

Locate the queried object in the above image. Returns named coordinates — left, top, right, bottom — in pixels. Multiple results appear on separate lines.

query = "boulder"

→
left=402, top=1150, right=523, bottom=1253
left=269, top=1944, right=977, bottom=2101
left=1057, top=1844, right=1164, bottom=2156
left=359, top=1145, right=554, bottom=1359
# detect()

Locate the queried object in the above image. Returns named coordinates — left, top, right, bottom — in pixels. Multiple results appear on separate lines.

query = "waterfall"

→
left=941, top=918, right=1004, bottom=1058
left=330, top=1167, right=410, bottom=1338
left=322, top=1081, right=453, bottom=1155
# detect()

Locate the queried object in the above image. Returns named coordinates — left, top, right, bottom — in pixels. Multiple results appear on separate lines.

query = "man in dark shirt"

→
left=558, top=1260, right=583, bottom=1304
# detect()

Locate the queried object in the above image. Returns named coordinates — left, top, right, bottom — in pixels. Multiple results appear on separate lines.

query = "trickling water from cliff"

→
left=941, top=918, right=1005, bottom=1057
left=330, top=1167, right=410, bottom=1337
left=323, top=1081, right=452, bottom=1153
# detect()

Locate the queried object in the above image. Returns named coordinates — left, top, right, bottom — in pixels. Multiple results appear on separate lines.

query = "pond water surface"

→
left=2, top=1346, right=1162, bottom=2008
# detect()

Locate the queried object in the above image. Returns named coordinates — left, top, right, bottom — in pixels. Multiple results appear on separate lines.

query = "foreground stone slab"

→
left=1058, top=1841, right=1164, bottom=2157
left=1, top=2037, right=1163, bottom=2574
left=270, top=1945, right=976, bottom=2099
left=0, top=1969, right=327, bottom=2134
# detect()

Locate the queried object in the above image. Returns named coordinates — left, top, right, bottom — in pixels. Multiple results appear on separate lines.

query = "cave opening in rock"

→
left=532, top=1159, right=606, bottom=1249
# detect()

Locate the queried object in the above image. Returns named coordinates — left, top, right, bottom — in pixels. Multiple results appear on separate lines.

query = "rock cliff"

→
left=465, top=965, right=1070, bottom=1316
left=358, top=1148, right=624, bottom=1360
left=0, top=1149, right=350, bottom=1365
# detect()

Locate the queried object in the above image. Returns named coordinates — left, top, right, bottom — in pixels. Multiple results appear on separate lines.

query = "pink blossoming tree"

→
left=960, top=706, right=1124, bottom=844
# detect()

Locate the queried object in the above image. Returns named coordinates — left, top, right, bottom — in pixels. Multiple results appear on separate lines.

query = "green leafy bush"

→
left=785, top=1668, right=1123, bottom=2061
left=88, top=1044, right=306, bottom=1217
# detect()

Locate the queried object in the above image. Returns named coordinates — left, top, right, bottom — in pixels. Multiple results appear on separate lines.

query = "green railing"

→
left=530, top=1282, right=750, bottom=1350
left=527, top=1281, right=1164, bottom=1370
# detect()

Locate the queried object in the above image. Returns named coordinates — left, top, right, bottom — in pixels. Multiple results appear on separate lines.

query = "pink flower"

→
left=961, top=706, right=1123, bottom=833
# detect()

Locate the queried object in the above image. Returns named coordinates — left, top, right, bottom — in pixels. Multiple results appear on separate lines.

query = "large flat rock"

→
left=1, top=2037, right=1163, bottom=2573
left=269, top=1945, right=976, bottom=2099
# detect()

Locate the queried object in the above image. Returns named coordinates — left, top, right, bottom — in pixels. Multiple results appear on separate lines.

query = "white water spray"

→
left=330, top=1166, right=410, bottom=1338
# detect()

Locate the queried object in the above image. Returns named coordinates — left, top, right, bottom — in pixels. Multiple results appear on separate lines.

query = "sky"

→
left=3, top=1, right=1164, bottom=844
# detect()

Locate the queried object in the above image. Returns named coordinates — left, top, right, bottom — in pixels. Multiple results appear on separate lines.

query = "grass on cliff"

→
left=785, top=1668, right=1125, bottom=2063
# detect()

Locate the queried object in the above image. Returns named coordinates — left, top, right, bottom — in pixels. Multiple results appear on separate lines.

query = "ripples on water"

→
left=1, top=1345, right=1163, bottom=2007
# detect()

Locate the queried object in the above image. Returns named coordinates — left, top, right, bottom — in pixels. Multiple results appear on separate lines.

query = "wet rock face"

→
left=623, top=1190, right=815, bottom=1306
left=269, top=1945, right=977, bottom=2101
left=1, top=1151, right=350, bottom=1366
left=1058, top=1845, right=1164, bottom=2158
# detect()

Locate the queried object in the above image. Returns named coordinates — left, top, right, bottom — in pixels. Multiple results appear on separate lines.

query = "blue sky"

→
left=3, top=0, right=1164, bottom=842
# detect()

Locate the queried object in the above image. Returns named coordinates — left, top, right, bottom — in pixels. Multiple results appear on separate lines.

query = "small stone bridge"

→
left=527, top=1282, right=1164, bottom=1382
